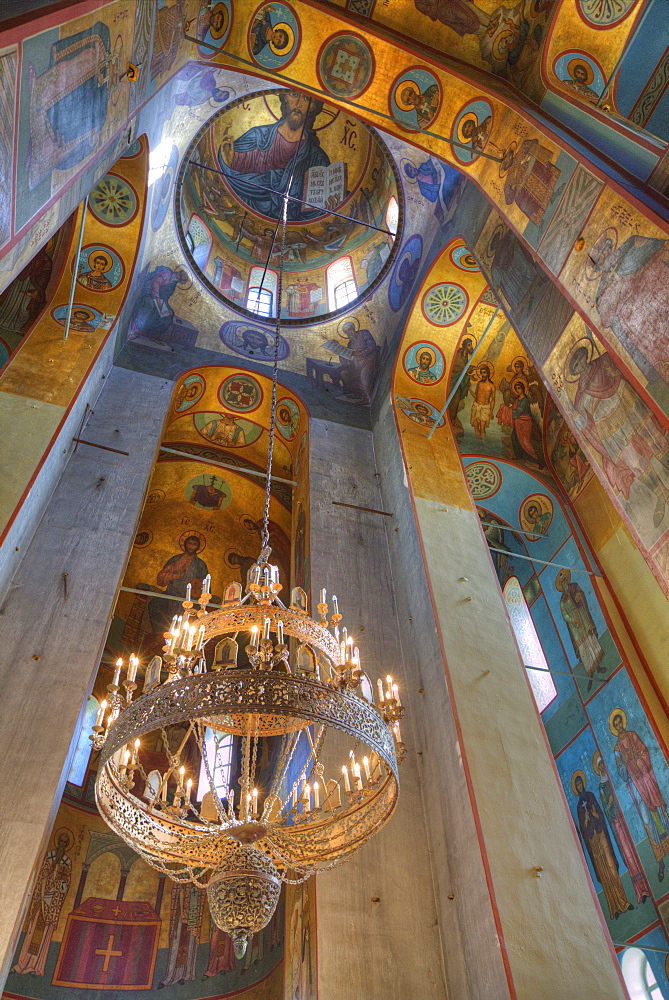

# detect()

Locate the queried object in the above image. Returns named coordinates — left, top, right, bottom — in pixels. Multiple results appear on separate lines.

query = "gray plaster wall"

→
left=308, top=417, right=447, bottom=1000
left=371, top=397, right=512, bottom=1000
left=0, top=366, right=172, bottom=986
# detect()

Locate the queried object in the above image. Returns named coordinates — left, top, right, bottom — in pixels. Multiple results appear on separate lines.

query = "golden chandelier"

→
left=93, top=560, right=404, bottom=957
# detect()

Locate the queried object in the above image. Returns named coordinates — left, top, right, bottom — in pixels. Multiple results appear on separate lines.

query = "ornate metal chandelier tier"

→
left=93, top=550, right=405, bottom=956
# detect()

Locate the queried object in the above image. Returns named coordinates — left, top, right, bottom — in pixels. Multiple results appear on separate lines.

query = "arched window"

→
left=66, top=696, right=99, bottom=787
left=503, top=577, right=557, bottom=713
left=326, top=256, right=357, bottom=311
left=197, top=728, right=234, bottom=801
left=622, top=947, right=667, bottom=1000
left=247, top=266, right=277, bottom=318
left=186, top=215, right=212, bottom=270
left=386, top=195, right=399, bottom=235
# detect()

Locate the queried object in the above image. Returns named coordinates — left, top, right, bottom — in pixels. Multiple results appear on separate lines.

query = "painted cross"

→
left=95, top=934, right=123, bottom=973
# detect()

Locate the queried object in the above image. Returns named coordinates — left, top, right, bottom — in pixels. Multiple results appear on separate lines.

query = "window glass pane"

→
left=247, top=287, right=273, bottom=317
left=198, top=729, right=233, bottom=801
left=67, top=696, right=99, bottom=787
left=503, top=577, right=557, bottom=713
left=326, top=257, right=356, bottom=311
left=334, top=279, right=357, bottom=310
left=386, top=196, right=399, bottom=235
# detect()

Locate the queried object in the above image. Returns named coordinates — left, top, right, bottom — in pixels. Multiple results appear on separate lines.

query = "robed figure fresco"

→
left=158, top=883, right=205, bottom=987
left=572, top=772, right=633, bottom=920
left=13, top=830, right=73, bottom=976
left=595, top=753, right=652, bottom=904
left=217, top=91, right=331, bottom=220
left=555, top=568, right=605, bottom=689
left=612, top=710, right=669, bottom=880
left=129, top=266, right=188, bottom=345
left=568, top=346, right=669, bottom=527
left=147, top=535, right=209, bottom=638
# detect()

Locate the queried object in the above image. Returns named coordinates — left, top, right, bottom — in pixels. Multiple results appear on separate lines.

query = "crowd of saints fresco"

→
left=392, top=231, right=669, bottom=990
left=2, top=369, right=315, bottom=1000
left=178, top=91, right=400, bottom=323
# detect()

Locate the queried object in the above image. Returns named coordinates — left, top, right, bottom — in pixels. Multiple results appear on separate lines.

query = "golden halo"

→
left=564, top=337, right=596, bottom=382
left=492, top=28, right=516, bottom=63
left=609, top=708, right=627, bottom=736
left=179, top=529, right=207, bottom=553
left=571, top=769, right=587, bottom=795
left=87, top=249, right=112, bottom=271
left=176, top=270, right=192, bottom=290
left=414, top=345, right=436, bottom=368
left=585, top=227, right=618, bottom=281
left=509, top=355, right=529, bottom=373
left=457, top=111, right=479, bottom=144
left=54, top=827, right=75, bottom=852
left=208, top=2, right=229, bottom=40
left=555, top=567, right=571, bottom=591
left=337, top=315, right=360, bottom=337
left=592, top=749, right=604, bottom=774
left=567, top=57, right=594, bottom=86
left=395, top=79, right=420, bottom=112
left=476, top=359, right=495, bottom=378
left=269, top=21, right=294, bottom=55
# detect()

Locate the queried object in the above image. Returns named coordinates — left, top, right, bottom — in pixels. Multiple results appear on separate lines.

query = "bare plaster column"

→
left=308, top=417, right=446, bottom=1000
left=0, top=365, right=172, bottom=986
left=373, top=394, right=628, bottom=1000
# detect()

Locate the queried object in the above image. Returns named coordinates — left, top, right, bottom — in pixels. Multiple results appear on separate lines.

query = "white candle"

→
left=342, top=627, right=348, bottom=646
left=353, top=763, right=363, bottom=791
left=277, top=621, right=284, bottom=644
left=394, top=721, right=402, bottom=743
left=228, top=789, right=234, bottom=816
left=186, top=778, right=192, bottom=799
left=252, top=787, right=258, bottom=817
left=127, top=655, right=138, bottom=683
left=179, top=765, right=185, bottom=788
left=340, top=640, right=346, bottom=666
left=377, top=678, right=385, bottom=703
left=363, top=756, right=371, bottom=781
left=303, top=784, right=311, bottom=813
left=197, top=624, right=205, bottom=650
left=251, top=625, right=259, bottom=648
left=320, top=589, right=326, bottom=605
left=96, top=699, right=107, bottom=727
left=263, top=618, right=271, bottom=641
left=292, top=785, right=298, bottom=808
left=203, top=574, right=211, bottom=594
left=392, top=683, right=401, bottom=706
left=123, top=749, right=130, bottom=771
left=186, top=583, right=191, bottom=601
left=113, top=658, right=122, bottom=686
left=341, top=765, right=351, bottom=792
left=313, top=781, right=320, bottom=809
left=332, top=595, right=339, bottom=615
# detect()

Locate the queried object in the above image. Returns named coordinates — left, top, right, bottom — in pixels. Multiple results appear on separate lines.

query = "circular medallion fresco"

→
left=186, top=474, right=232, bottom=511
left=422, top=282, right=468, bottom=326
left=403, top=341, right=445, bottom=385
left=276, top=398, right=300, bottom=440
left=452, top=99, right=493, bottom=165
left=519, top=493, right=554, bottom=540
left=76, top=244, right=124, bottom=292
left=465, top=461, right=502, bottom=499
left=89, top=173, right=138, bottom=226
left=248, top=2, right=300, bottom=69
left=450, top=244, right=480, bottom=272
left=553, top=50, right=606, bottom=102
left=219, top=373, right=263, bottom=412
left=395, top=395, right=445, bottom=428
left=390, top=67, right=441, bottom=132
left=194, top=411, right=262, bottom=447
left=219, top=320, right=289, bottom=361
left=577, top=0, right=635, bottom=26
left=178, top=90, right=401, bottom=325
left=175, top=373, right=206, bottom=411
left=51, top=304, right=103, bottom=332
left=147, top=489, right=165, bottom=505
left=317, top=32, right=374, bottom=100
left=389, top=235, right=422, bottom=312
left=197, top=0, right=232, bottom=57
left=133, top=529, right=153, bottom=548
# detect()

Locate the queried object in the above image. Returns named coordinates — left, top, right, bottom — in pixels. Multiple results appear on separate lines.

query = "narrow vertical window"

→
left=503, top=577, right=557, bottom=712
left=326, top=257, right=357, bottom=311
left=247, top=266, right=277, bottom=317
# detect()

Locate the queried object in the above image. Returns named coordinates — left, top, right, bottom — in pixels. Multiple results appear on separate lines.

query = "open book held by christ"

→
left=303, top=161, right=347, bottom=211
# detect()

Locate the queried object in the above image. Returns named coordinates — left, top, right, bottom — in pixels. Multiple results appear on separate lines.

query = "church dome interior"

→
left=177, top=90, right=401, bottom=325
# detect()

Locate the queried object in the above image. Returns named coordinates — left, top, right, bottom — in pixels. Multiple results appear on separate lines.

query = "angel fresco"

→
left=497, top=367, right=544, bottom=467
